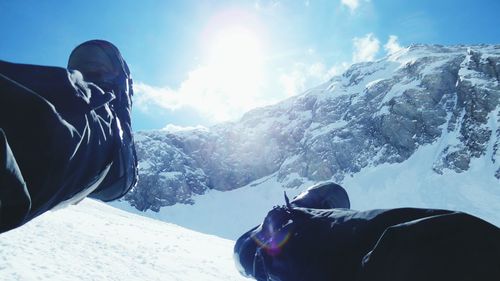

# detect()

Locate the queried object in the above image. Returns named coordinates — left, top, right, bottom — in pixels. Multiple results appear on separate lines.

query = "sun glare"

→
left=204, top=26, right=266, bottom=96
left=194, top=8, right=270, bottom=121
left=197, top=25, right=267, bottom=120
left=208, top=27, right=264, bottom=74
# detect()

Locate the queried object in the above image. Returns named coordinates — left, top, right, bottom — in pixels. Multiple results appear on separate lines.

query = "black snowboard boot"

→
left=290, top=182, right=350, bottom=209
left=67, top=40, right=133, bottom=125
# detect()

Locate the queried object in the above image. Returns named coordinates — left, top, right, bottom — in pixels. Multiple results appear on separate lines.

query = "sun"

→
left=193, top=9, right=270, bottom=121
left=196, top=25, right=268, bottom=120
left=207, top=26, right=264, bottom=75
left=203, top=25, right=265, bottom=91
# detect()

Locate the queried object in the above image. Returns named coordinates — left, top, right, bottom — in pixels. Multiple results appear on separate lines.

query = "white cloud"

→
left=134, top=64, right=269, bottom=123
left=279, top=61, right=349, bottom=96
left=384, top=35, right=404, bottom=55
left=279, top=63, right=325, bottom=97
left=279, top=66, right=307, bottom=97
left=326, top=62, right=350, bottom=77
left=341, top=0, right=360, bottom=12
left=135, top=32, right=385, bottom=125
left=133, top=82, right=180, bottom=111
left=352, top=33, right=380, bottom=62
left=136, top=57, right=352, bottom=122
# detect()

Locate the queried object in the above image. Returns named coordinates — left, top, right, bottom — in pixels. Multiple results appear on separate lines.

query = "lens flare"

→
left=252, top=209, right=293, bottom=256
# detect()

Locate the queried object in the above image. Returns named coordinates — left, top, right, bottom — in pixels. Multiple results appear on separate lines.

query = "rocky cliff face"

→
left=126, top=45, right=500, bottom=212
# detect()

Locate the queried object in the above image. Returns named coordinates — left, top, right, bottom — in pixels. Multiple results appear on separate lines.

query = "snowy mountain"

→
left=0, top=199, right=248, bottom=281
left=121, top=44, right=500, bottom=239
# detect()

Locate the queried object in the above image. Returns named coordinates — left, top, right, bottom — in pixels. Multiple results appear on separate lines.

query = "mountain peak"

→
left=125, top=44, right=500, bottom=232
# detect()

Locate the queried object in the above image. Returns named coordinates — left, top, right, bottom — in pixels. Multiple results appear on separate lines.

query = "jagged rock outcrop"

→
left=125, top=44, right=500, bottom=212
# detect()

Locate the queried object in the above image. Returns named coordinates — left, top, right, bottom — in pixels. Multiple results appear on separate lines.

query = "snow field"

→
left=0, top=200, right=250, bottom=281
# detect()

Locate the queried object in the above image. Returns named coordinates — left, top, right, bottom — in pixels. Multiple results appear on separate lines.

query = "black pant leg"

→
left=0, top=71, right=80, bottom=224
left=0, top=128, right=31, bottom=233
left=359, top=212, right=500, bottom=281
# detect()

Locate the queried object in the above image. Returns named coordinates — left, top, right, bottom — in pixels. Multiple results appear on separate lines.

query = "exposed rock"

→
left=127, top=45, right=500, bottom=212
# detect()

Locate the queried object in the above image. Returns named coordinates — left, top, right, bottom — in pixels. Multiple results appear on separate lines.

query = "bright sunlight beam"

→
left=196, top=21, right=268, bottom=120
left=207, top=26, right=264, bottom=79
left=135, top=9, right=271, bottom=123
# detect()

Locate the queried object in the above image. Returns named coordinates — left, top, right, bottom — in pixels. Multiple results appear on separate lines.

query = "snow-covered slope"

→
left=0, top=200, right=248, bottom=281
left=117, top=44, right=499, bottom=239
left=111, top=137, right=500, bottom=240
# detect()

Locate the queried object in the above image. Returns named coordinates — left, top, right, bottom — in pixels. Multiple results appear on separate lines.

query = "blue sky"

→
left=1, top=0, right=499, bottom=131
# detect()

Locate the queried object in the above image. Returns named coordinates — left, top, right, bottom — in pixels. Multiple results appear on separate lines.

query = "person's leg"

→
left=0, top=128, right=31, bottom=233
left=359, top=212, right=500, bottom=281
left=0, top=60, right=84, bottom=114
left=0, top=71, right=77, bottom=224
